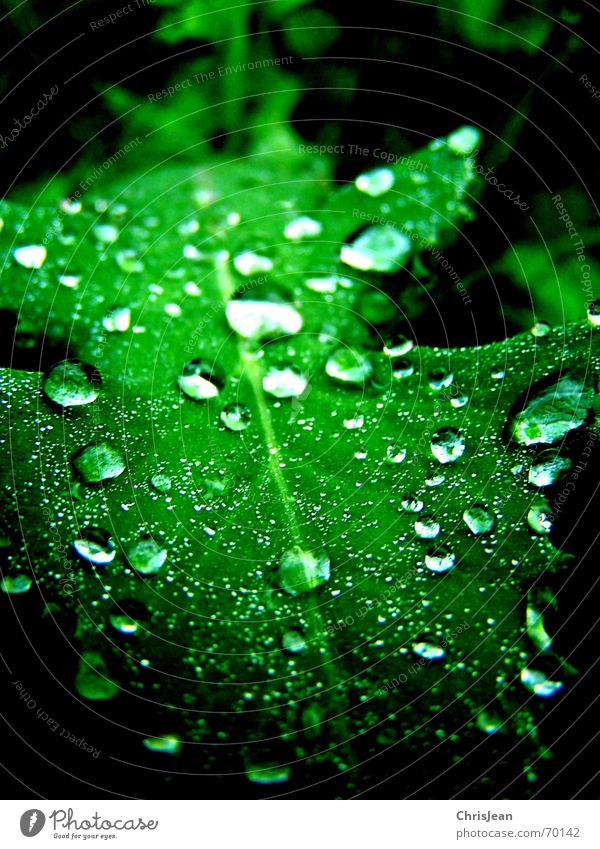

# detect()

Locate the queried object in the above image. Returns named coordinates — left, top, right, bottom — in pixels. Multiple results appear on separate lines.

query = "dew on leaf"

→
left=73, top=527, right=116, bottom=565
left=401, top=494, right=424, bottom=513
left=13, top=245, right=47, bottom=269
left=383, top=333, right=414, bottom=357
left=340, top=225, right=412, bottom=272
left=386, top=443, right=406, bottom=463
left=343, top=410, right=365, bottom=430
left=43, top=360, right=100, bottom=407
left=262, top=363, right=308, bottom=398
left=326, top=347, right=373, bottom=384
left=221, top=402, right=252, bottom=431
left=127, top=536, right=167, bottom=575
left=415, top=515, right=441, bottom=539
left=283, top=216, right=322, bottom=240
left=510, top=376, right=594, bottom=446
left=72, top=441, right=126, bottom=483
left=425, top=546, right=455, bottom=572
left=530, top=320, right=551, bottom=338
left=392, top=358, right=415, bottom=379
left=428, top=367, right=453, bottom=390
left=226, top=299, right=302, bottom=340
left=430, top=427, right=466, bottom=464
left=463, top=503, right=495, bottom=535
left=277, top=545, right=330, bottom=595
left=178, top=359, right=223, bottom=401
left=355, top=167, right=395, bottom=197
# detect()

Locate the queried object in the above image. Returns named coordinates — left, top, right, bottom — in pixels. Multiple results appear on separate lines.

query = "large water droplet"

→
left=73, top=527, right=115, bottom=564
left=127, top=536, right=167, bottom=575
left=383, top=333, right=414, bottom=357
left=447, top=125, right=481, bottom=156
left=102, top=306, right=131, bottom=333
left=233, top=251, right=273, bottom=276
left=401, top=493, right=424, bottom=513
left=463, top=504, right=495, bottom=535
left=412, top=639, right=446, bottom=659
left=109, top=598, right=147, bottom=634
left=392, top=358, right=415, bottom=380
left=43, top=360, right=100, bottom=407
left=425, top=546, right=455, bottom=572
left=72, top=442, right=125, bottom=483
left=526, top=604, right=553, bottom=652
left=246, top=763, right=291, bottom=785
left=226, top=299, right=302, bottom=340
left=355, top=167, right=395, bottom=197
left=281, top=629, right=307, bottom=653
left=262, top=363, right=308, bottom=398
left=386, top=442, right=406, bottom=463
left=276, top=545, right=330, bottom=595
left=528, top=451, right=571, bottom=487
left=14, top=245, right=46, bottom=269
left=1, top=574, right=33, bottom=594
left=415, top=515, right=440, bottom=539
left=510, top=376, right=594, bottom=446
left=75, top=652, right=119, bottom=700
left=340, top=225, right=411, bottom=272
left=221, top=403, right=252, bottom=431
left=178, top=359, right=223, bottom=400
left=527, top=500, right=553, bottom=534
left=430, top=427, right=466, bottom=464
left=428, top=368, right=453, bottom=390
left=520, top=668, right=562, bottom=697
left=143, top=735, right=181, bottom=754
left=326, top=348, right=373, bottom=385
left=284, top=216, right=322, bottom=240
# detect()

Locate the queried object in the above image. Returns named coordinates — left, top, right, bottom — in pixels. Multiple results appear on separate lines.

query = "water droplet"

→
left=428, top=368, right=453, bottom=390
left=43, top=360, right=100, bottom=407
left=284, top=216, right=322, bottom=240
left=72, top=441, right=125, bottom=483
left=233, top=251, right=273, bottom=276
left=226, top=299, right=302, bottom=340
left=425, top=546, right=455, bottom=572
left=530, top=320, right=551, bottom=337
left=60, top=198, right=82, bottom=215
left=415, top=515, right=441, bottom=539
left=73, top=527, right=115, bottom=564
left=447, top=125, right=481, bottom=156
left=340, top=225, right=412, bottom=272
left=94, top=224, right=119, bottom=244
left=326, top=348, right=373, bottom=384
left=450, top=393, right=469, bottom=408
left=281, top=629, right=307, bottom=653
left=587, top=299, right=600, bottom=326
left=430, top=427, right=466, bottom=464
left=75, top=651, right=119, bottom=700
left=262, top=363, right=308, bottom=398
left=150, top=473, right=172, bottom=492
left=276, top=545, right=330, bottom=595
left=491, top=366, right=506, bottom=380
left=383, top=333, right=414, bottom=357
left=528, top=451, right=571, bottom=487
left=143, top=735, right=181, bottom=754
left=527, top=500, right=553, bottom=534
left=520, top=668, right=562, bottom=697
left=246, top=763, right=291, bottom=785
left=392, top=358, right=415, bottom=379
left=305, top=275, right=352, bottom=293
left=401, top=494, right=424, bottom=513
left=425, top=472, right=445, bottom=486
left=412, top=639, right=446, bottom=659
left=58, top=274, right=81, bottom=289
left=386, top=442, right=406, bottom=463
left=109, top=598, right=147, bottom=634
left=127, top=536, right=167, bottom=575
left=103, top=307, right=131, bottom=333
left=1, top=574, right=33, bottom=594
left=476, top=711, right=503, bottom=734
left=221, top=403, right=252, bottom=431
left=14, top=245, right=47, bottom=269
left=463, top=504, right=495, bottom=535
left=355, top=167, right=395, bottom=197
left=527, top=605, right=552, bottom=652
left=178, top=359, right=223, bottom=401
left=115, top=249, right=144, bottom=273
left=510, top=376, right=594, bottom=446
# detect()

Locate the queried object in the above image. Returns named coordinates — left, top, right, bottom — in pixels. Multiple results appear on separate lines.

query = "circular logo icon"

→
left=19, top=810, right=46, bottom=837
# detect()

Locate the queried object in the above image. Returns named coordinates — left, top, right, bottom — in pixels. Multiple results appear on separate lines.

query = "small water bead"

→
left=520, top=668, right=563, bottom=698
left=281, top=629, right=307, bottom=653
left=326, top=347, right=373, bottom=385
left=58, top=274, right=81, bottom=289
left=94, top=224, right=119, bottom=244
left=428, top=368, right=453, bottom=390
left=392, top=358, right=415, bottom=380
left=73, top=527, right=115, bottom=565
left=476, top=711, right=503, bottom=734
left=344, top=411, right=365, bottom=430
left=60, top=198, right=82, bottom=215
left=491, top=366, right=506, bottom=380
left=1, top=574, right=33, bottom=594
left=14, top=244, right=47, bottom=269
left=340, top=225, right=412, bottom=273
left=143, top=735, right=181, bottom=754
left=43, top=360, right=100, bottom=407
left=109, top=599, right=147, bottom=634
left=72, top=441, right=125, bottom=483
left=277, top=545, right=330, bottom=595
left=450, top=394, right=469, bottom=408
left=528, top=452, right=571, bottom=487
left=283, top=216, right=322, bottom=240
left=401, top=494, right=424, bottom=512
left=115, top=249, right=144, bottom=273
left=425, top=473, right=445, bottom=486
left=447, top=125, right=481, bottom=156
left=383, top=333, right=414, bottom=358
left=226, top=299, right=302, bottom=340
left=305, top=275, right=352, bottom=294
left=425, top=546, right=455, bottom=572
left=262, top=363, right=308, bottom=398
left=414, top=515, right=440, bottom=539
left=530, top=320, right=551, bottom=338
left=412, top=640, right=446, bottom=659
left=178, top=359, right=223, bottom=401
left=463, top=504, right=495, bottom=535
left=386, top=443, right=406, bottom=463
left=527, top=500, right=553, bottom=534
left=221, top=403, right=252, bottom=431
left=233, top=251, right=273, bottom=276
left=510, top=376, right=594, bottom=446
left=102, top=306, right=131, bottom=333
left=127, top=536, right=167, bottom=575
left=587, top=299, right=600, bottom=326
left=355, top=167, right=395, bottom=197
left=430, top=427, right=466, bottom=464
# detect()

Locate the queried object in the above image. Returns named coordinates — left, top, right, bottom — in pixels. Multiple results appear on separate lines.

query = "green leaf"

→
left=3, top=130, right=594, bottom=793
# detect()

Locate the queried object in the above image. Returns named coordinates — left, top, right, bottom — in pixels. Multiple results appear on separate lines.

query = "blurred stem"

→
left=224, top=4, right=249, bottom=147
